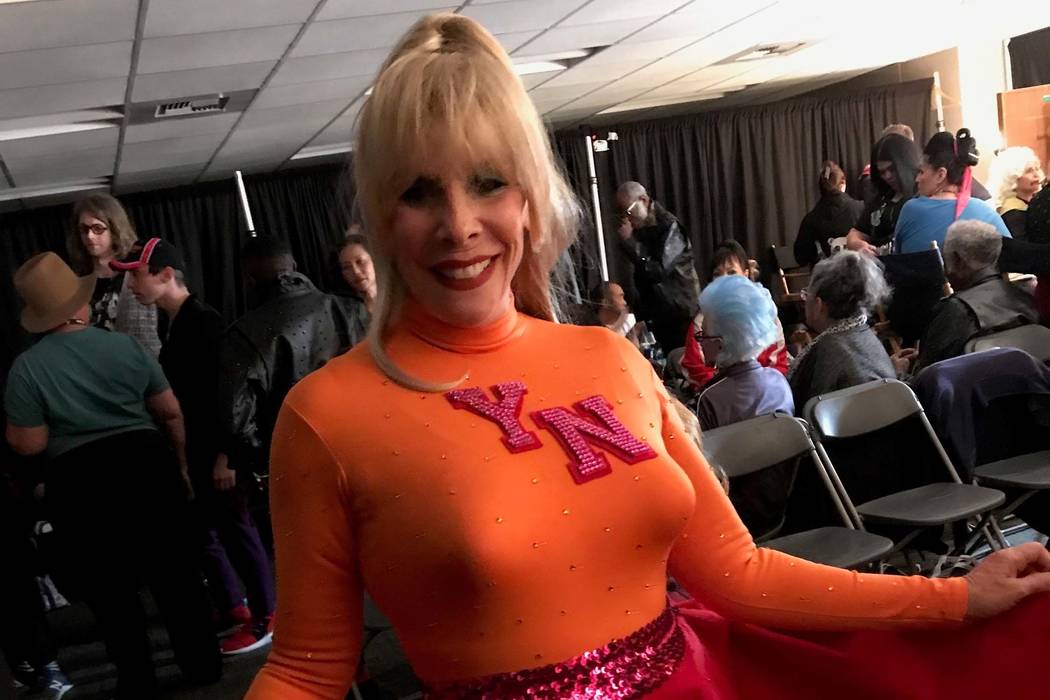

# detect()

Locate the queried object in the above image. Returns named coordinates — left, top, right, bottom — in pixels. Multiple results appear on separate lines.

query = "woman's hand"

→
left=964, top=543, right=1050, bottom=620
left=845, top=229, right=877, bottom=256
left=890, top=348, right=917, bottom=376
left=617, top=218, right=634, bottom=241
left=213, top=454, right=237, bottom=492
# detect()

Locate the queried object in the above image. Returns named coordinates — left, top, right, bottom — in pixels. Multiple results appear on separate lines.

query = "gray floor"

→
left=2, top=594, right=420, bottom=700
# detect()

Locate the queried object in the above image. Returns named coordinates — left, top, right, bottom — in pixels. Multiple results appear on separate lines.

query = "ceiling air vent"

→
left=154, top=94, right=229, bottom=118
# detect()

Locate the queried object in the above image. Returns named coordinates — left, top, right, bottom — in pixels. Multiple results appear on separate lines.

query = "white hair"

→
left=944, top=220, right=1002, bottom=272
left=988, top=146, right=1041, bottom=210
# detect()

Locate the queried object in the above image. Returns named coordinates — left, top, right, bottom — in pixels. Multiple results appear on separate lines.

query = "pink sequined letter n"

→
left=532, top=396, right=657, bottom=484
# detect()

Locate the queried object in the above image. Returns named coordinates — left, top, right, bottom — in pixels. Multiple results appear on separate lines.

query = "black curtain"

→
left=0, top=164, right=348, bottom=373
left=554, top=78, right=933, bottom=288
left=1009, top=26, right=1050, bottom=90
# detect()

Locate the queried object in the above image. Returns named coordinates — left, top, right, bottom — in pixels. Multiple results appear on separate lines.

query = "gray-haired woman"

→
left=788, top=251, right=897, bottom=409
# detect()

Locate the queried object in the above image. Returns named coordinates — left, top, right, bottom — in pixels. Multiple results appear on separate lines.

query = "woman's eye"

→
left=473, top=175, right=507, bottom=195
left=400, top=177, right=438, bottom=205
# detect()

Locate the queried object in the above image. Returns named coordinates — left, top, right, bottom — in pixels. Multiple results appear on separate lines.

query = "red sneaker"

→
left=216, top=604, right=253, bottom=637
left=220, top=616, right=273, bottom=655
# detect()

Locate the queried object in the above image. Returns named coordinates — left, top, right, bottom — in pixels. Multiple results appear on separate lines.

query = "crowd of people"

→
left=3, top=10, right=1050, bottom=700
left=1, top=194, right=371, bottom=698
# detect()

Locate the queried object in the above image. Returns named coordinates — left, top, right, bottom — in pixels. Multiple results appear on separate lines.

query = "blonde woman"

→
left=69, top=193, right=161, bottom=355
left=247, top=14, right=1050, bottom=700
left=988, top=146, right=1045, bottom=238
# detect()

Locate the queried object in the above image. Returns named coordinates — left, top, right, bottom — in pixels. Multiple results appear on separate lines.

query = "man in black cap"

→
left=113, top=239, right=276, bottom=655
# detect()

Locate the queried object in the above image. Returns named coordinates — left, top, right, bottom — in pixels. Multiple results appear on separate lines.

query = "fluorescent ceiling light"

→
left=514, top=61, right=568, bottom=76
left=0, top=179, right=110, bottom=203
left=0, top=122, right=117, bottom=142
left=512, top=49, right=596, bottom=76
left=0, top=108, right=123, bottom=142
left=290, top=142, right=353, bottom=160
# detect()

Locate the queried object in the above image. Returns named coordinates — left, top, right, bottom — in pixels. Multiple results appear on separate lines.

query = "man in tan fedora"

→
left=5, top=252, right=222, bottom=699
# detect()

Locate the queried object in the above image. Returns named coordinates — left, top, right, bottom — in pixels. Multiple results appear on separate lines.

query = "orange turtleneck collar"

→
left=398, top=297, right=527, bottom=354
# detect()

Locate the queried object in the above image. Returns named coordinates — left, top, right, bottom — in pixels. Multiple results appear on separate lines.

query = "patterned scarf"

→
left=787, top=314, right=869, bottom=381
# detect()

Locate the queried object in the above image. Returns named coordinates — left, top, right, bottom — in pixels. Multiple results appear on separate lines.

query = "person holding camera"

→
left=893, top=129, right=1011, bottom=254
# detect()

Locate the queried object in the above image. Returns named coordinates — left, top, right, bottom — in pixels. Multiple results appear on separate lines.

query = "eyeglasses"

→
left=800, top=287, right=809, bottom=301
left=78, top=222, right=108, bottom=236
left=695, top=333, right=723, bottom=343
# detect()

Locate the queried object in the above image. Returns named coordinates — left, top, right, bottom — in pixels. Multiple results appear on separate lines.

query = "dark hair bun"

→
left=955, top=128, right=979, bottom=167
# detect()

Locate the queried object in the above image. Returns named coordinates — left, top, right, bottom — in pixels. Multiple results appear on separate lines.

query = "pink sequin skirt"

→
left=424, top=594, right=1050, bottom=700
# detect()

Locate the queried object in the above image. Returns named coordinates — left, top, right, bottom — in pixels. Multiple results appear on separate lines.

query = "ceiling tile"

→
left=521, top=71, right=561, bottom=89
left=120, top=133, right=227, bottom=173
left=307, top=104, right=362, bottom=147
left=115, top=165, right=206, bottom=193
left=124, top=113, right=240, bottom=143
left=270, top=49, right=389, bottom=86
left=512, top=18, right=653, bottom=57
left=253, top=76, right=370, bottom=109
left=462, top=0, right=588, bottom=35
left=621, top=0, right=776, bottom=44
left=1, top=128, right=119, bottom=162
left=541, top=58, right=650, bottom=88
left=496, top=30, right=542, bottom=54
left=293, top=9, right=454, bottom=57
left=0, top=43, right=133, bottom=91
left=144, top=0, right=315, bottom=38
left=7, top=147, right=117, bottom=187
left=132, top=62, right=275, bottom=102
left=0, top=79, right=127, bottom=120
left=581, top=37, right=694, bottom=66
left=318, top=0, right=452, bottom=21
left=0, top=0, right=137, bottom=53
left=559, top=0, right=685, bottom=27
left=138, top=25, right=300, bottom=74
left=203, top=158, right=286, bottom=180
left=239, top=100, right=347, bottom=130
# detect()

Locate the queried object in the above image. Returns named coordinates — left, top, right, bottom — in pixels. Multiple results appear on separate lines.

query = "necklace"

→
left=63, top=318, right=87, bottom=327
left=787, top=314, right=868, bottom=380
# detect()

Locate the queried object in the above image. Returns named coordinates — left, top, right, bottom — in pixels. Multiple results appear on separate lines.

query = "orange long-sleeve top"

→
left=247, top=302, right=968, bottom=699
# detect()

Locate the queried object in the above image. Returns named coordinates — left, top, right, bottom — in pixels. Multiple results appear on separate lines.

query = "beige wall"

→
left=822, top=44, right=1012, bottom=182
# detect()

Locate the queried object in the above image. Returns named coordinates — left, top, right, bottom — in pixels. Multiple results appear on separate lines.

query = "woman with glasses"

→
left=788, top=251, right=897, bottom=409
left=68, top=193, right=161, bottom=356
left=693, top=274, right=793, bottom=430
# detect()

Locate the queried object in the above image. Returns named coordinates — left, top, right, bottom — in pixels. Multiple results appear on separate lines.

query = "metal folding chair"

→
left=965, top=324, right=1050, bottom=362
left=804, top=379, right=1007, bottom=555
left=702, top=413, right=893, bottom=569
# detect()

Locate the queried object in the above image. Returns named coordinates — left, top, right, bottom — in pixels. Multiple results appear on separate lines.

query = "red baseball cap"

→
left=110, top=237, right=185, bottom=272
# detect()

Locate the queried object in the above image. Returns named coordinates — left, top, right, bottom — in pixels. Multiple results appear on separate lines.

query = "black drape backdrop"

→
left=0, top=164, right=350, bottom=374
left=554, top=78, right=933, bottom=291
left=1009, top=26, right=1050, bottom=90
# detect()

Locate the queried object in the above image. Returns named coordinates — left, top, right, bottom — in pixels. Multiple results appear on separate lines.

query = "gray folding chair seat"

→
left=702, top=413, right=893, bottom=569
left=804, top=379, right=1007, bottom=555
left=854, top=482, right=1004, bottom=527
left=972, top=452, right=1050, bottom=531
left=764, top=526, right=895, bottom=569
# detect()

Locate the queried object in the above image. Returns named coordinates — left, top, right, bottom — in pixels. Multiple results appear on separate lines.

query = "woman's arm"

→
left=246, top=404, right=362, bottom=700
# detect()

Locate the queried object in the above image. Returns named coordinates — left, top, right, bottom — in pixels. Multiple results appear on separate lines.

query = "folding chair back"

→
left=966, top=324, right=1050, bottom=363
left=702, top=412, right=811, bottom=478
left=805, top=378, right=921, bottom=439
left=771, top=244, right=809, bottom=305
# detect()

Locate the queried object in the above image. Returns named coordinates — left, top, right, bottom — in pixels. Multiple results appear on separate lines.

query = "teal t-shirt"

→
left=4, top=327, right=169, bottom=458
left=893, top=196, right=1011, bottom=254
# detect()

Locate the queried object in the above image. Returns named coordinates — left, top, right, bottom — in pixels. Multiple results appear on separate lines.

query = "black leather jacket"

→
left=619, top=202, right=700, bottom=351
left=218, top=272, right=352, bottom=471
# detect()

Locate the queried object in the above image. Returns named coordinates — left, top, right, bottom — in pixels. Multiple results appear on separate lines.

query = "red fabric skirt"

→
left=654, top=594, right=1050, bottom=699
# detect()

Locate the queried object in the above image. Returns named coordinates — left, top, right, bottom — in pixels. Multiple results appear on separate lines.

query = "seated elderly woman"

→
left=788, top=251, right=896, bottom=410
left=988, top=146, right=1044, bottom=239
left=913, top=220, right=1039, bottom=372
left=694, top=275, right=793, bottom=430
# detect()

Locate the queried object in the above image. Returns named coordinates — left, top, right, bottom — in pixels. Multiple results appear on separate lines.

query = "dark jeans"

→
left=47, top=430, right=221, bottom=699
left=194, top=476, right=275, bottom=619
left=0, top=487, right=56, bottom=671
